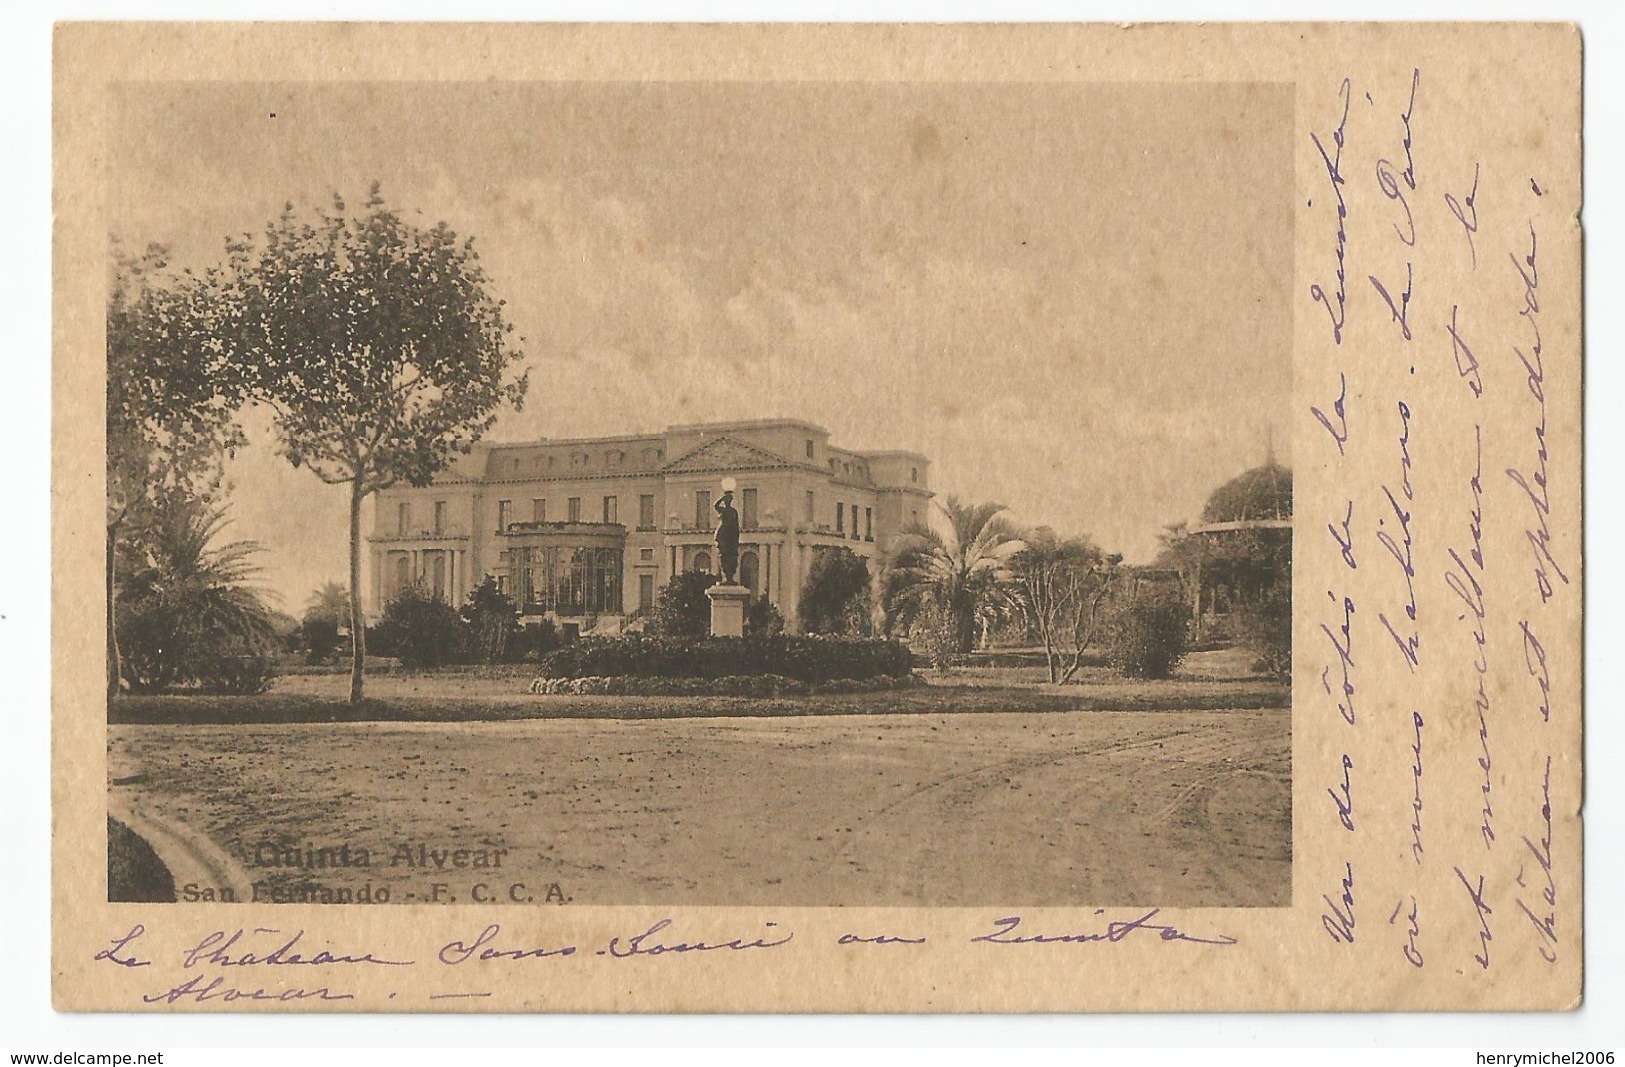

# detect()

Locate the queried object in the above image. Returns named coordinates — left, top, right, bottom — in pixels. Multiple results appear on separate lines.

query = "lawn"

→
left=112, top=648, right=1287, bottom=724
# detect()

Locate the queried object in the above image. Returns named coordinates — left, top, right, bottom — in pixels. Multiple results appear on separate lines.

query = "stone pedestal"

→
left=705, top=583, right=751, bottom=638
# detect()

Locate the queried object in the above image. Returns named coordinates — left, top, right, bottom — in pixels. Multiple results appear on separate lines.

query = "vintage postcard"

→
left=53, top=22, right=1581, bottom=1012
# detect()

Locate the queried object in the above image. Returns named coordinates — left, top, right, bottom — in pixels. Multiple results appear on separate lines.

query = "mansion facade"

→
left=366, top=418, right=933, bottom=634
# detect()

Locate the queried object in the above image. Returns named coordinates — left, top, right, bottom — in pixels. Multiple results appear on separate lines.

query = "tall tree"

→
left=106, top=245, right=250, bottom=698
left=880, top=495, right=1017, bottom=654
left=226, top=185, right=528, bottom=703
left=1005, top=528, right=1121, bottom=683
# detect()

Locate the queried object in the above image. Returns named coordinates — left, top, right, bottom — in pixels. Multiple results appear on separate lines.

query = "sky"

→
left=109, top=80, right=1293, bottom=608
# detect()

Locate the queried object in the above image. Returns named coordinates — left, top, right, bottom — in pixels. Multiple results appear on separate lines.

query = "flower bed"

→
left=527, top=673, right=924, bottom=698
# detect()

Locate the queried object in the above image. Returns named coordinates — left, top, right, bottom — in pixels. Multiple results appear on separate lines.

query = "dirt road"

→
left=108, top=708, right=1289, bottom=907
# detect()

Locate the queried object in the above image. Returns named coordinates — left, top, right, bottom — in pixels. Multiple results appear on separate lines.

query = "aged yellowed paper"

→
left=54, top=22, right=1581, bottom=1011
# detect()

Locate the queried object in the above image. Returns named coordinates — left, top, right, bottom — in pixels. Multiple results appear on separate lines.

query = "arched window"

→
left=692, top=550, right=712, bottom=574
left=739, top=550, right=760, bottom=595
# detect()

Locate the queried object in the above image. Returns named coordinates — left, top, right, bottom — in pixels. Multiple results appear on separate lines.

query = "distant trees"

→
left=297, top=580, right=351, bottom=663
left=1005, top=529, right=1122, bottom=683
left=220, top=185, right=528, bottom=704
left=799, top=547, right=873, bottom=636
left=880, top=496, right=1017, bottom=654
left=304, top=581, right=351, bottom=629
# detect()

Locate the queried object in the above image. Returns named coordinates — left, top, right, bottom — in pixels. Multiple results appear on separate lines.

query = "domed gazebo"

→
left=1182, top=460, right=1292, bottom=633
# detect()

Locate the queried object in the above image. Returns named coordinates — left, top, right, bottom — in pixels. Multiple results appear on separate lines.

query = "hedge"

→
left=535, top=634, right=914, bottom=683
left=527, top=673, right=924, bottom=697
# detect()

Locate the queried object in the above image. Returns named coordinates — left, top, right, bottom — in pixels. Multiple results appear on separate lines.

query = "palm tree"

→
left=880, top=495, right=1019, bottom=655
left=115, top=495, right=280, bottom=692
left=304, top=580, right=352, bottom=630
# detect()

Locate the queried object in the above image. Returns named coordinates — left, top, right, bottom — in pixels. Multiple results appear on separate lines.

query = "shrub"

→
left=1107, top=591, right=1192, bottom=679
left=365, top=623, right=398, bottom=658
left=536, top=634, right=914, bottom=683
left=196, top=651, right=279, bottom=694
left=517, top=618, right=564, bottom=662
left=461, top=576, right=522, bottom=664
left=375, top=582, right=468, bottom=669
left=299, top=616, right=341, bottom=665
left=1237, top=580, right=1291, bottom=678
left=800, top=547, right=873, bottom=635
left=648, top=571, right=718, bottom=638
left=107, top=817, right=175, bottom=903
left=745, top=595, right=785, bottom=637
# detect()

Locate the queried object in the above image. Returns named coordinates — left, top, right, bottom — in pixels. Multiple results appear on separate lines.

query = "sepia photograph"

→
left=101, top=78, right=1297, bottom=912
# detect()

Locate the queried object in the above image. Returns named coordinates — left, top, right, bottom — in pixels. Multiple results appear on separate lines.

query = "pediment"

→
left=663, top=435, right=792, bottom=474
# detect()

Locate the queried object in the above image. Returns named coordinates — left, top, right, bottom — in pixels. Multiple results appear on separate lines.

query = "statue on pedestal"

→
left=714, top=483, right=740, bottom=584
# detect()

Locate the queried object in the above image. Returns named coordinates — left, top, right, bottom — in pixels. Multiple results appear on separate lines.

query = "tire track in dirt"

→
left=829, top=725, right=1198, bottom=858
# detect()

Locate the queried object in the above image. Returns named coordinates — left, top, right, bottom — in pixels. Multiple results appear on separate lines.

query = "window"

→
left=805, top=439, right=814, bottom=458
left=433, top=500, right=447, bottom=535
left=741, top=487, right=758, bottom=528
left=393, top=554, right=410, bottom=594
left=805, top=490, right=815, bottom=522
left=865, top=507, right=874, bottom=541
left=508, top=545, right=623, bottom=615
left=911, top=467, right=919, bottom=483
left=397, top=502, right=410, bottom=535
left=639, top=573, right=655, bottom=610
left=851, top=503, right=860, bottom=539
left=639, top=547, right=654, bottom=561
left=496, top=574, right=509, bottom=596
left=695, top=489, right=711, bottom=530
left=603, top=495, right=618, bottom=524
left=639, top=493, right=656, bottom=530
left=532, top=498, right=546, bottom=523
left=497, top=499, right=512, bottom=531
left=607, top=450, right=624, bottom=467
left=836, top=502, right=845, bottom=534
left=567, top=497, right=581, bottom=522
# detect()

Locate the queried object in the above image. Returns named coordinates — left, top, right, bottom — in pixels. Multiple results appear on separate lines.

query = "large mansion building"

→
left=367, top=418, right=933, bottom=634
